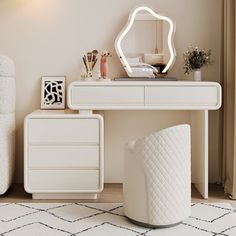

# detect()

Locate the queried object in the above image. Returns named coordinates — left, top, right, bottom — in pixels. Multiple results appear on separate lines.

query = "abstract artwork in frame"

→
left=41, top=76, right=65, bottom=109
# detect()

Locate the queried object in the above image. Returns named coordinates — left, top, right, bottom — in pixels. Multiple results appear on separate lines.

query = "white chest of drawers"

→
left=24, top=110, right=104, bottom=199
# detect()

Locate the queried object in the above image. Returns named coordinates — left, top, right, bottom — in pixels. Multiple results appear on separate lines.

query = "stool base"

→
left=127, top=216, right=182, bottom=229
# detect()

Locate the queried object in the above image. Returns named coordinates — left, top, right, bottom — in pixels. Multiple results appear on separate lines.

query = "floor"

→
left=0, top=183, right=236, bottom=209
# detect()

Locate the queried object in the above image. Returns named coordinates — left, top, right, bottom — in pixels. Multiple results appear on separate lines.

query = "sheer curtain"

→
left=222, top=0, right=236, bottom=199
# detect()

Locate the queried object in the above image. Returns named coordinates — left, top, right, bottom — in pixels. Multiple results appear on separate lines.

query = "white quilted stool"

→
left=123, top=124, right=191, bottom=228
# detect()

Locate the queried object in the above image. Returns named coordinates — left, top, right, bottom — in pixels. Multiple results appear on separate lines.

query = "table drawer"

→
left=145, top=86, right=219, bottom=106
left=27, top=170, right=100, bottom=191
left=28, top=118, right=99, bottom=143
left=28, top=146, right=99, bottom=168
left=71, top=86, right=144, bottom=105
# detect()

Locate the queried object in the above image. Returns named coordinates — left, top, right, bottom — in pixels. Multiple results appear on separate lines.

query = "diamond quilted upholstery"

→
left=133, top=125, right=191, bottom=226
left=0, top=55, right=15, bottom=77
left=0, top=56, right=15, bottom=195
left=0, top=77, right=16, bottom=114
left=0, top=113, right=15, bottom=194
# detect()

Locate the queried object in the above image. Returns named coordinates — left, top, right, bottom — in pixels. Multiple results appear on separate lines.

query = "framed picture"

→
left=41, top=76, right=66, bottom=109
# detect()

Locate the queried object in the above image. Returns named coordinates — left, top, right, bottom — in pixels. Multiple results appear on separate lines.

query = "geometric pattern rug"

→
left=0, top=203, right=235, bottom=235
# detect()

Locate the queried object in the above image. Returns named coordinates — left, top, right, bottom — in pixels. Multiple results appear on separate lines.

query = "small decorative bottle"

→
left=100, top=51, right=111, bottom=80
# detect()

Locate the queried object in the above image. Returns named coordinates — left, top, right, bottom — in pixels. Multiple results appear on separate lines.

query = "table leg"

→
left=190, top=110, right=208, bottom=199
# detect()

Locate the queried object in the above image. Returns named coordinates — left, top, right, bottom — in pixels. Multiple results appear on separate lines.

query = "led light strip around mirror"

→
left=115, top=6, right=176, bottom=75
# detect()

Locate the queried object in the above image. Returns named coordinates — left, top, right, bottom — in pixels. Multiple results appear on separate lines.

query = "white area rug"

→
left=0, top=203, right=235, bottom=235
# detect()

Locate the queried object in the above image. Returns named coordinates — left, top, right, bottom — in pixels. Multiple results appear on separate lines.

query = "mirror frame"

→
left=115, top=6, right=176, bottom=76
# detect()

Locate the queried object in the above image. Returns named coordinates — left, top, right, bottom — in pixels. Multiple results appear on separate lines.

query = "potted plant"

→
left=183, top=46, right=212, bottom=81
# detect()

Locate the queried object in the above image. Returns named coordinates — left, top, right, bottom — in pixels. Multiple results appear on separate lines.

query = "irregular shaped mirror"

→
left=115, top=6, right=176, bottom=78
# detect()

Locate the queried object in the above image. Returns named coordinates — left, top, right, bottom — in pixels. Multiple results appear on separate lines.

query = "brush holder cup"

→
left=84, top=71, right=93, bottom=81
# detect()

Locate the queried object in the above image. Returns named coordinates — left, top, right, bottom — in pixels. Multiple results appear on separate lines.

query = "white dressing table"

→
left=68, top=80, right=221, bottom=199
left=24, top=6, right=221, bottom=200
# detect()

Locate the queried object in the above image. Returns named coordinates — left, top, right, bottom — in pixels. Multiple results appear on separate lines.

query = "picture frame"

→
left=41, top=76, right=66, bottom=109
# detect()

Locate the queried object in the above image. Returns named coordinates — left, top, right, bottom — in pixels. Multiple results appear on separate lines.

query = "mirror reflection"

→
left=122, top=13, right=170, bottom=75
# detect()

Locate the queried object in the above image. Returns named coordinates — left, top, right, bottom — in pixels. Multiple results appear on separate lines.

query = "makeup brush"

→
left=91, top=50, right=98, bottom=69
left=92, top=58, right=98, bottom=69
left=87, top=52, right=92, bottom=61
left=92, top=50, right=98, bottom=61
left=83, top=56, right=88, bottom=72
left=87, top=52, right=92, bottom=69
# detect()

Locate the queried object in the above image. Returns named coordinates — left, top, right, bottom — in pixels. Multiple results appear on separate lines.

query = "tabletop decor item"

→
left=41, top=76, right=65, bottom=109
left=99, top=50, right=111, bottom=80
left=82, top=50, right=98, bottom=81
left=183, top=46, right=212, bottom=81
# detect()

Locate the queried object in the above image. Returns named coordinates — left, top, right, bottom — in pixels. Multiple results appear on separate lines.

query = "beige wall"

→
left=0, top=0, right=223, bottom=182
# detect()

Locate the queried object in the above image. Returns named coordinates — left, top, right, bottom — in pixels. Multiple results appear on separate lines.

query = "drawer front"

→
left=145, top=86, right=219, bottom=106
left=28, top=146, right=99, bottom=168
left=71, top=86, right=144, bottom=105
left=28, top=170, right=99, bottom=191
left=28, top=118, right=99, bottom=143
